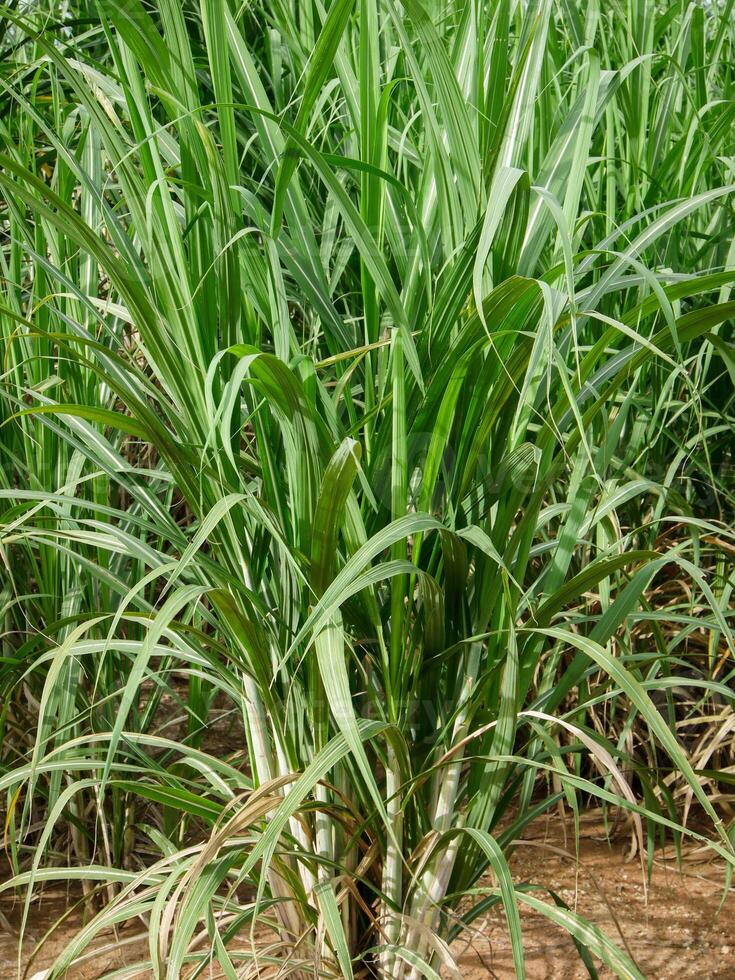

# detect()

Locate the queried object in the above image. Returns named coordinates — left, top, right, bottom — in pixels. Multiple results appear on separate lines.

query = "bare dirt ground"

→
left=2, top=809, right=734, bottom=979
left=457, top=810, right=735, bottom=978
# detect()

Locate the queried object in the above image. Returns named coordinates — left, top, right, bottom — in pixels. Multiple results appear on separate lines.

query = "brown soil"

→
left=457, top=810, right=735, bottom=978
left=2, top=810, right=734, bottom=979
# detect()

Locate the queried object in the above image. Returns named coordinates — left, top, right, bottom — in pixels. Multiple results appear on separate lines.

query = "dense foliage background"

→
left=1, top=0, right=734, bottom=976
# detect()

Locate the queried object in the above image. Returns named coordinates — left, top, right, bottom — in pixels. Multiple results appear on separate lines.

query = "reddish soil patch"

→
left=2, top=810, right=734, bottom=978
left=457, top=811, right=735, bottom=978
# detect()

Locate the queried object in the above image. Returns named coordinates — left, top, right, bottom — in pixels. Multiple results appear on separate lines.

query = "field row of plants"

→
left=1, top=0, right=734, bottom=976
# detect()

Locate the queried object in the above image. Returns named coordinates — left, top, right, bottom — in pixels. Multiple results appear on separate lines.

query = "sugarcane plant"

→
left=1, top=0, right=735, bottom=977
